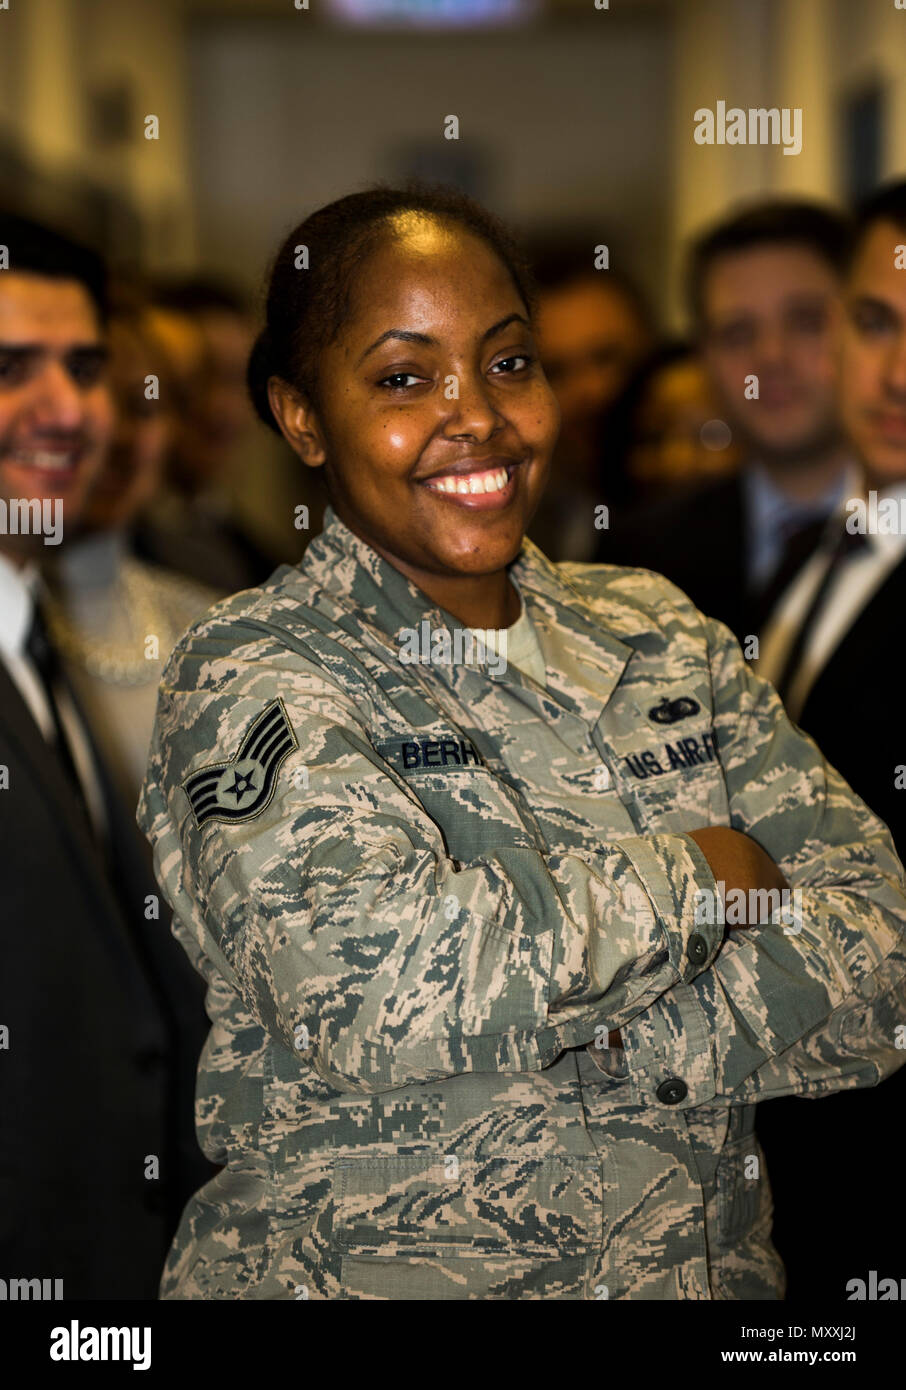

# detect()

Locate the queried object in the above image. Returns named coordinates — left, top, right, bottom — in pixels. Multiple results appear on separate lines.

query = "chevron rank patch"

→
left=183, top=698, right=298, bottom=828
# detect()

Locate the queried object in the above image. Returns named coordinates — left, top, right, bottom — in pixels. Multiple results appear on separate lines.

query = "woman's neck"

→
left=372, top=542, right=522, bottom=629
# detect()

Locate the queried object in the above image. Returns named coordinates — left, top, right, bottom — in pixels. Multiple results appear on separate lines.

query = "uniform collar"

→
left=298, top=504, right=634, bottom=741
left=301, top=503, right=449, bottom=637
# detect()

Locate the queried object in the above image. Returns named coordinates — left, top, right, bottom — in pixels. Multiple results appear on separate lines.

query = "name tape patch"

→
left=376, top=734, right=484, bottom=773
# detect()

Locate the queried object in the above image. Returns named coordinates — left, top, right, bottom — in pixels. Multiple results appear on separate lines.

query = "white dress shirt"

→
left=0, top=549, right=56, bottom=737
left=757, top=476, right=906, bottom=722
left=0, top=547, right=107, bottom=835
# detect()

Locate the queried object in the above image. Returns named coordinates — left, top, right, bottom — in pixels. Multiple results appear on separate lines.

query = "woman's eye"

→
left=379, top=372, right=423, bottom=390
left=491, top=354, right=533, bottom=374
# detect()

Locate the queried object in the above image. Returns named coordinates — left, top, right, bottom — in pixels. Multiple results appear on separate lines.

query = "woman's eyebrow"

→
left=357, top=328, right=433, bottom=364
left=357, top=312, right=530, bottom=366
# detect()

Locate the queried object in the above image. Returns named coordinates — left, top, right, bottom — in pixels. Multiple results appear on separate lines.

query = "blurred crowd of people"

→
left=2, top=175, right=906, bottom=1299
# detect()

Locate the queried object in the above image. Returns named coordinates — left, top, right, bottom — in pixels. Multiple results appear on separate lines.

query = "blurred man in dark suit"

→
left=0, top=213, right=216, bottom=1298
left=601, top=201, right=853, bottom=645
left=755, top=180, right=906, bottom=1301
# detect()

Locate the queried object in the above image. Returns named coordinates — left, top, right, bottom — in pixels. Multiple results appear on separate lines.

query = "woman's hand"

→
left=605, top=829, right=789, bottom=1050
left=686, top=826, right=790, bottom=926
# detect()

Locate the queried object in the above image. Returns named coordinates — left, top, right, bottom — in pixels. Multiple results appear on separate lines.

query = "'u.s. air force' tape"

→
left=182, top=698, right=298, bottom=828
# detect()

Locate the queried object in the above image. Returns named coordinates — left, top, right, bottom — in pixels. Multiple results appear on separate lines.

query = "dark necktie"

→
left=24, top=600, right=94, bottom=833
left=749, top=514, right=830, bottom=635
left=773, top=526, right=870, bottom=707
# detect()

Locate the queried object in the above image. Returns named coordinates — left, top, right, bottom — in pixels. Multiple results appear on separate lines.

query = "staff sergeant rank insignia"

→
left=183, top=698, right=298, bottom=828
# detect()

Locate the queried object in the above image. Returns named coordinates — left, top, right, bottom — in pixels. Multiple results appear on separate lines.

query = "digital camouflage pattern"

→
left=138, top=502, right=906, bottom=1300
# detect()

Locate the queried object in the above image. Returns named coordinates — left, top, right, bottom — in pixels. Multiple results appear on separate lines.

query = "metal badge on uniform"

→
left=182, top=698, right=298, bottom=828
left=647, top=695, right=701, bottom=724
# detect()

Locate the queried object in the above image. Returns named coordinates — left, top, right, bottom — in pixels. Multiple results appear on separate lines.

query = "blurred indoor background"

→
left=2, top=0, right=905, bottom=556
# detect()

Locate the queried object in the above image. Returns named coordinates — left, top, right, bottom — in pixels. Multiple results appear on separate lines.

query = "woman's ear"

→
left=267, top=377, right=327, bottom=470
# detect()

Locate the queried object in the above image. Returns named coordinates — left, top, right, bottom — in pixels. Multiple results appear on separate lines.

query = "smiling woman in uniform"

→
left=139, top=184, right=906, bottom=1301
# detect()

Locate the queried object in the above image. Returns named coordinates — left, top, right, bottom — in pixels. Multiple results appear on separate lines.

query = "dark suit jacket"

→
left=597, top=473, right=828, bottom=647
left=754, top=553, right=906, bottom=1301
left=0, top=660, right=217, bottom=1298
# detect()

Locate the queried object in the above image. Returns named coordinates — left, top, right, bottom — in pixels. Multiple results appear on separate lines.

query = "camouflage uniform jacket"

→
left=138, top=502, right=906, bottom=1301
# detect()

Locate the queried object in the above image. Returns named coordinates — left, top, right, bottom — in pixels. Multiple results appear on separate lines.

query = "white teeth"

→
left=14, top=450, right=74, bottom=471
left=426, top=466, right=511, bottom=496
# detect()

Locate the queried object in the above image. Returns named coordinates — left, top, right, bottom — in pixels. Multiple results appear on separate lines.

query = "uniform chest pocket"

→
left=332, top=1153, right=601, bottom=1258
left=374, top=732, right=539, bottom=862
left=615, top=721, right=730, bottom=832
left=331, top=1153, right=600, bottom=1299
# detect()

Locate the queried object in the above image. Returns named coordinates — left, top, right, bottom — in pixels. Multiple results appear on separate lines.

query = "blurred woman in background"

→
left=44, top=288, right=219, bottom=809
left=595, top=341, right=741, bottom=514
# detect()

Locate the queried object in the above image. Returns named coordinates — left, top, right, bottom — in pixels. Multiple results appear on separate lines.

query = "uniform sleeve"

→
left=617, top=613, right=906, bottom=1109
left=139, top=619, right=723, bottom=1095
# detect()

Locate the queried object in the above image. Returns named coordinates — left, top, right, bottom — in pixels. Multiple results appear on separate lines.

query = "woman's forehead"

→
left=345, top=230, right=524, bottom=338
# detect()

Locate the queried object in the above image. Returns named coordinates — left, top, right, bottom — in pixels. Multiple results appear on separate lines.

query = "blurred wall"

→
left=182, top=11, right=673, bottom=553
left=185, top=16, right=672, bottom=305
left=3, top=0, right=906, bottom=290
left=4, top=0, right=906, bottom=551
left=670, top=0, right=906, bottom=322
left=0, top=0, right=196, bottom=262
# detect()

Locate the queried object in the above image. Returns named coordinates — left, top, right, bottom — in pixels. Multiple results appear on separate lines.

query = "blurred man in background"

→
left=133, top=278, right=277, bottom=592
left=601, top=201, right=852, bottom=645
left=527, top=237, right=654, bottom=560
left=754, top=179, right=906, bottom=1303
left=0, top=213, right=215, bottom=1298
left=43, top=286, right=220, bottom=810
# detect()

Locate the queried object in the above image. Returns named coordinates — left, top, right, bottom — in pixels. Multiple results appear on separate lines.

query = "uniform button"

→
left=656, top=1077, right=688, bottom=1105
left=687, top=932, right=708, bottom=964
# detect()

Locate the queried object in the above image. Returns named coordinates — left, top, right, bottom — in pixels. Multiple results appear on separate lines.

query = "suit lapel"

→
left=800, top=552, right=906, bottom=719
left=0, top=654, right=174, bottom=1009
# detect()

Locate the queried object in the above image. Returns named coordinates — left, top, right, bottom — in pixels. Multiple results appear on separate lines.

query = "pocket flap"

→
left=332, top=1154, right=601, bottom=1258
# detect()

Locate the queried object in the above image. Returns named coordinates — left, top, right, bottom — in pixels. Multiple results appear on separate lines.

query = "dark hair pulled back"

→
left=246, top=181, right=537, bottom=434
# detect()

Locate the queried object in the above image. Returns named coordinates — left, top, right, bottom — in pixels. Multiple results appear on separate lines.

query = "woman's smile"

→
left=420, top=455, right=524, bottom=508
